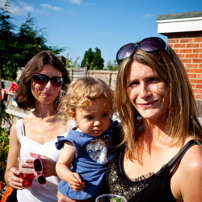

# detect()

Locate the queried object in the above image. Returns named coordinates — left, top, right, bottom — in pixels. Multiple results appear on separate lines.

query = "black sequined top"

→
left=103, top=140, right=201, bottom=202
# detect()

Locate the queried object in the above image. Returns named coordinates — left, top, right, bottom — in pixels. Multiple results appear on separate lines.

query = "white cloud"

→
left=18, top=0, right=34, bottom=12
left=0, top=0, right=7, bottom=8
left=40, top=3, right=63, bottom=11
left=0, top=0, right=34, bottom=15
left=143, top=14, right=154, bottom=18
left=70, top=0, right=83, bottom=5
left=0, top=1, right=62, bottom=15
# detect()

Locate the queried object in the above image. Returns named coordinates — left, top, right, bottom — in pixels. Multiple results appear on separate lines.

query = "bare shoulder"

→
left=10, top=121, right=18, bottom=137
left=172, top=140, right=202, bottom=201
left=180, top=140, right=202, bottom=170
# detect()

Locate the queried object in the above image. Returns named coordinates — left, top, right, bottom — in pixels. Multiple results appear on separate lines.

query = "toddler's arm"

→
left=56, top=141, right=85, bottom=191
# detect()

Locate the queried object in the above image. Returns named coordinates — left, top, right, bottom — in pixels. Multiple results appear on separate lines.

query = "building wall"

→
left=157, top=11, right=202, bottom=100
left=167, top=32, right=202, bottom=100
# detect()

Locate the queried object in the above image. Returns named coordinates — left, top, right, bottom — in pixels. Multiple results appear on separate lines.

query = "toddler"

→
left=55, top=77, right=119, bottom=202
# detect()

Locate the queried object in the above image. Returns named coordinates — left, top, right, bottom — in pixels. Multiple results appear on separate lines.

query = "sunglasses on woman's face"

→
left=116, top=37, right=171, bottom=64
left=33, top=73, right=64, bottom=87
left=33, top=155, right=46, bottom=185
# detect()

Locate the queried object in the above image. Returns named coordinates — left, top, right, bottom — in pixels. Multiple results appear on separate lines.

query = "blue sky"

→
left=1, top=0, right=201, bottom=67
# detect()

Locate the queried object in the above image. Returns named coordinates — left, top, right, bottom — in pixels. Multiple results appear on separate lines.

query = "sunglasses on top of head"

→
left=33, top=154, right=46, bottom=185
left=33, top=73, right=64, bottom=87
left=116, top=37, right=171, bottom=64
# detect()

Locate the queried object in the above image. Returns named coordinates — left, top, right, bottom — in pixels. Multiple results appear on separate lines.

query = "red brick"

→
left=197, top=74, right=202, bottom=78
left=199, top=64, right=202, bottom=68
left=187, top=43, right=199, bottom=48
left=168, top=43, right=174, bottom=48
left=184, top=64, right=198, bottom=68
left=180, top=49, right=192, bottom=53
left=191, top=69, right=202, bottom=73
left=191, top=83, right=196, bottom=88
left=177, top=54, right=185, bottom=58
left=195, top=94, right=202, bottom=99
left=186, top=54, right=198, bottom=58
left=193, top=49, right=202, bottom=53
left=167, top=39, right=179, bottom=43
left=174, top=44, right=186, bottom=48
left=172, top=49, right=179, bottom=53
left=192, top=59, right=202, bottom=63
left=187, top=73, right=197, bottom=78
left=181, top=58, right=192, bottom=63
left=199, top=54, right=202, bottom=58
left=189, top=79, right=202, bottom=84
left=193, top=89, right=202, bottom=94
left=181, top=38, right=193, bottom=43
left=196, top=84, right=202, bottom=88
left=194, top=38, right=202, bottom=42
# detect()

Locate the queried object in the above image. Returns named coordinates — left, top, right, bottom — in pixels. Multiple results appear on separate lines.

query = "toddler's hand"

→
left=67, top=172, right=85, bottom=192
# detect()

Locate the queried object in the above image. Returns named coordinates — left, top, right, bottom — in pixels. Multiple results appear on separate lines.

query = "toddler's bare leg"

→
left=57, top=191, right=90, bottom=202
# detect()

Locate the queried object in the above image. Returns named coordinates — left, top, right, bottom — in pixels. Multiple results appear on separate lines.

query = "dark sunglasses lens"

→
left=117, top=43, right=135, bottom=61
left=141, top=38, right=162, bottom=52
left=33, top=74, right=48, bottom=85
left=38, top=175, right=46, bottom=184
left=34, top=159, right=42, bottom=172
left=51, top=77, right=63, bottom=87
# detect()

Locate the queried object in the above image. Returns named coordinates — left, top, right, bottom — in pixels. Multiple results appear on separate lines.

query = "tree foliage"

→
left=65, top=53, right=80, bottom=68
left=0, top=1, right=64, bottom=80
left=81, top=47, right=104, bottom=70
left=106, top=60, right=118, bottom=70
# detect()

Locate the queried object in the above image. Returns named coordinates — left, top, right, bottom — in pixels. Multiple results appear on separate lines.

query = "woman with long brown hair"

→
left=104, top=37, right=202, bottom=202
left=4, top=51, right=74, bottom=202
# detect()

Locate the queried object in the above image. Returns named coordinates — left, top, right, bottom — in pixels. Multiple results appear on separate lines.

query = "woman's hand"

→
left=67, top=172, right=85, bottom=192
left=7, top=167, right=23, bottom=190
left=29, top=152, right=57, bottom=177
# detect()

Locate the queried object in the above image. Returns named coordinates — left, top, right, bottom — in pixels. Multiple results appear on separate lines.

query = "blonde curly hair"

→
left=59, top=77, right=114, bottom=122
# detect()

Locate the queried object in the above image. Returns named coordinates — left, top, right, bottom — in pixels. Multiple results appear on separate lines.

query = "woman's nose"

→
left=139, top=83, right=151, bottom=98
left=45, top=80, right=53, bottom=89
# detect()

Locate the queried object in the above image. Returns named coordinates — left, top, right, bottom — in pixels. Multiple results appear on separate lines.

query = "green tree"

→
left=81, top=47, right=104, bottom=70
left=106, top=60, right=118, bottom=70
left=65, top=53, right=80, bottom=68
left=91, top=47, right=104, bottom=70
left=0, top=2, right=65, bottom=80
left=81, top=48, right=93, bottom=67
left=0, top=1, right=18, bottom=80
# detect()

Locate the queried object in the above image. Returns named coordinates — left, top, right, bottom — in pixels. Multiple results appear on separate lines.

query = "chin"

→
left=142, top=112, right=167, bottom=121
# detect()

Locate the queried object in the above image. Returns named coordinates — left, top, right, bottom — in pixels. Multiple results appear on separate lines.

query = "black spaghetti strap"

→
left=168, top=139, right=202, bottom=177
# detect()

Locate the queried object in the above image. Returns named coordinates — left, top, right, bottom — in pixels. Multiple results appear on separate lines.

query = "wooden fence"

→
left=67, top=67, right=118, bottom=90
left=1, top=68, right=118, bottom=128
left=2, top=68, right=202, bottom=128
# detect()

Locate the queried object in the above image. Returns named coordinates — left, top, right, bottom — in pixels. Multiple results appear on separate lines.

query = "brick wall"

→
left=167, top=32, right=202, bottom=100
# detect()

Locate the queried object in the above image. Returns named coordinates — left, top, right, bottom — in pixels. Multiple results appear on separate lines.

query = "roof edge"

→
left=157, top=11, right=202, bottom=21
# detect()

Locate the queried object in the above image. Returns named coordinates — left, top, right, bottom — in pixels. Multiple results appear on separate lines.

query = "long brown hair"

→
left=115, top=46, right=202, bottom=160
left=16, top=51, right=70, bottom=110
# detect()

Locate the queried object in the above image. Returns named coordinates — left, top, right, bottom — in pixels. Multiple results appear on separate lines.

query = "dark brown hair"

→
left=16, top=51, right=70, bottom=110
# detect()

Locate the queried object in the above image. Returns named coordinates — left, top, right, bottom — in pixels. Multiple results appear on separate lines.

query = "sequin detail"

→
left=108, top=163, right=149, bottom=201
left=86, top=133, right=114, bottom=165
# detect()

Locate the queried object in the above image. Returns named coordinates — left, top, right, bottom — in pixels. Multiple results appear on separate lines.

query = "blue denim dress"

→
left=55, top=120, right=119, bottom=200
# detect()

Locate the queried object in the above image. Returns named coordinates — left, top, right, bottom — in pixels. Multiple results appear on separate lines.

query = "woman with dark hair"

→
left=4, top=51, right=74, bottom=202
left=103, top=37, right=202, bottom=202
